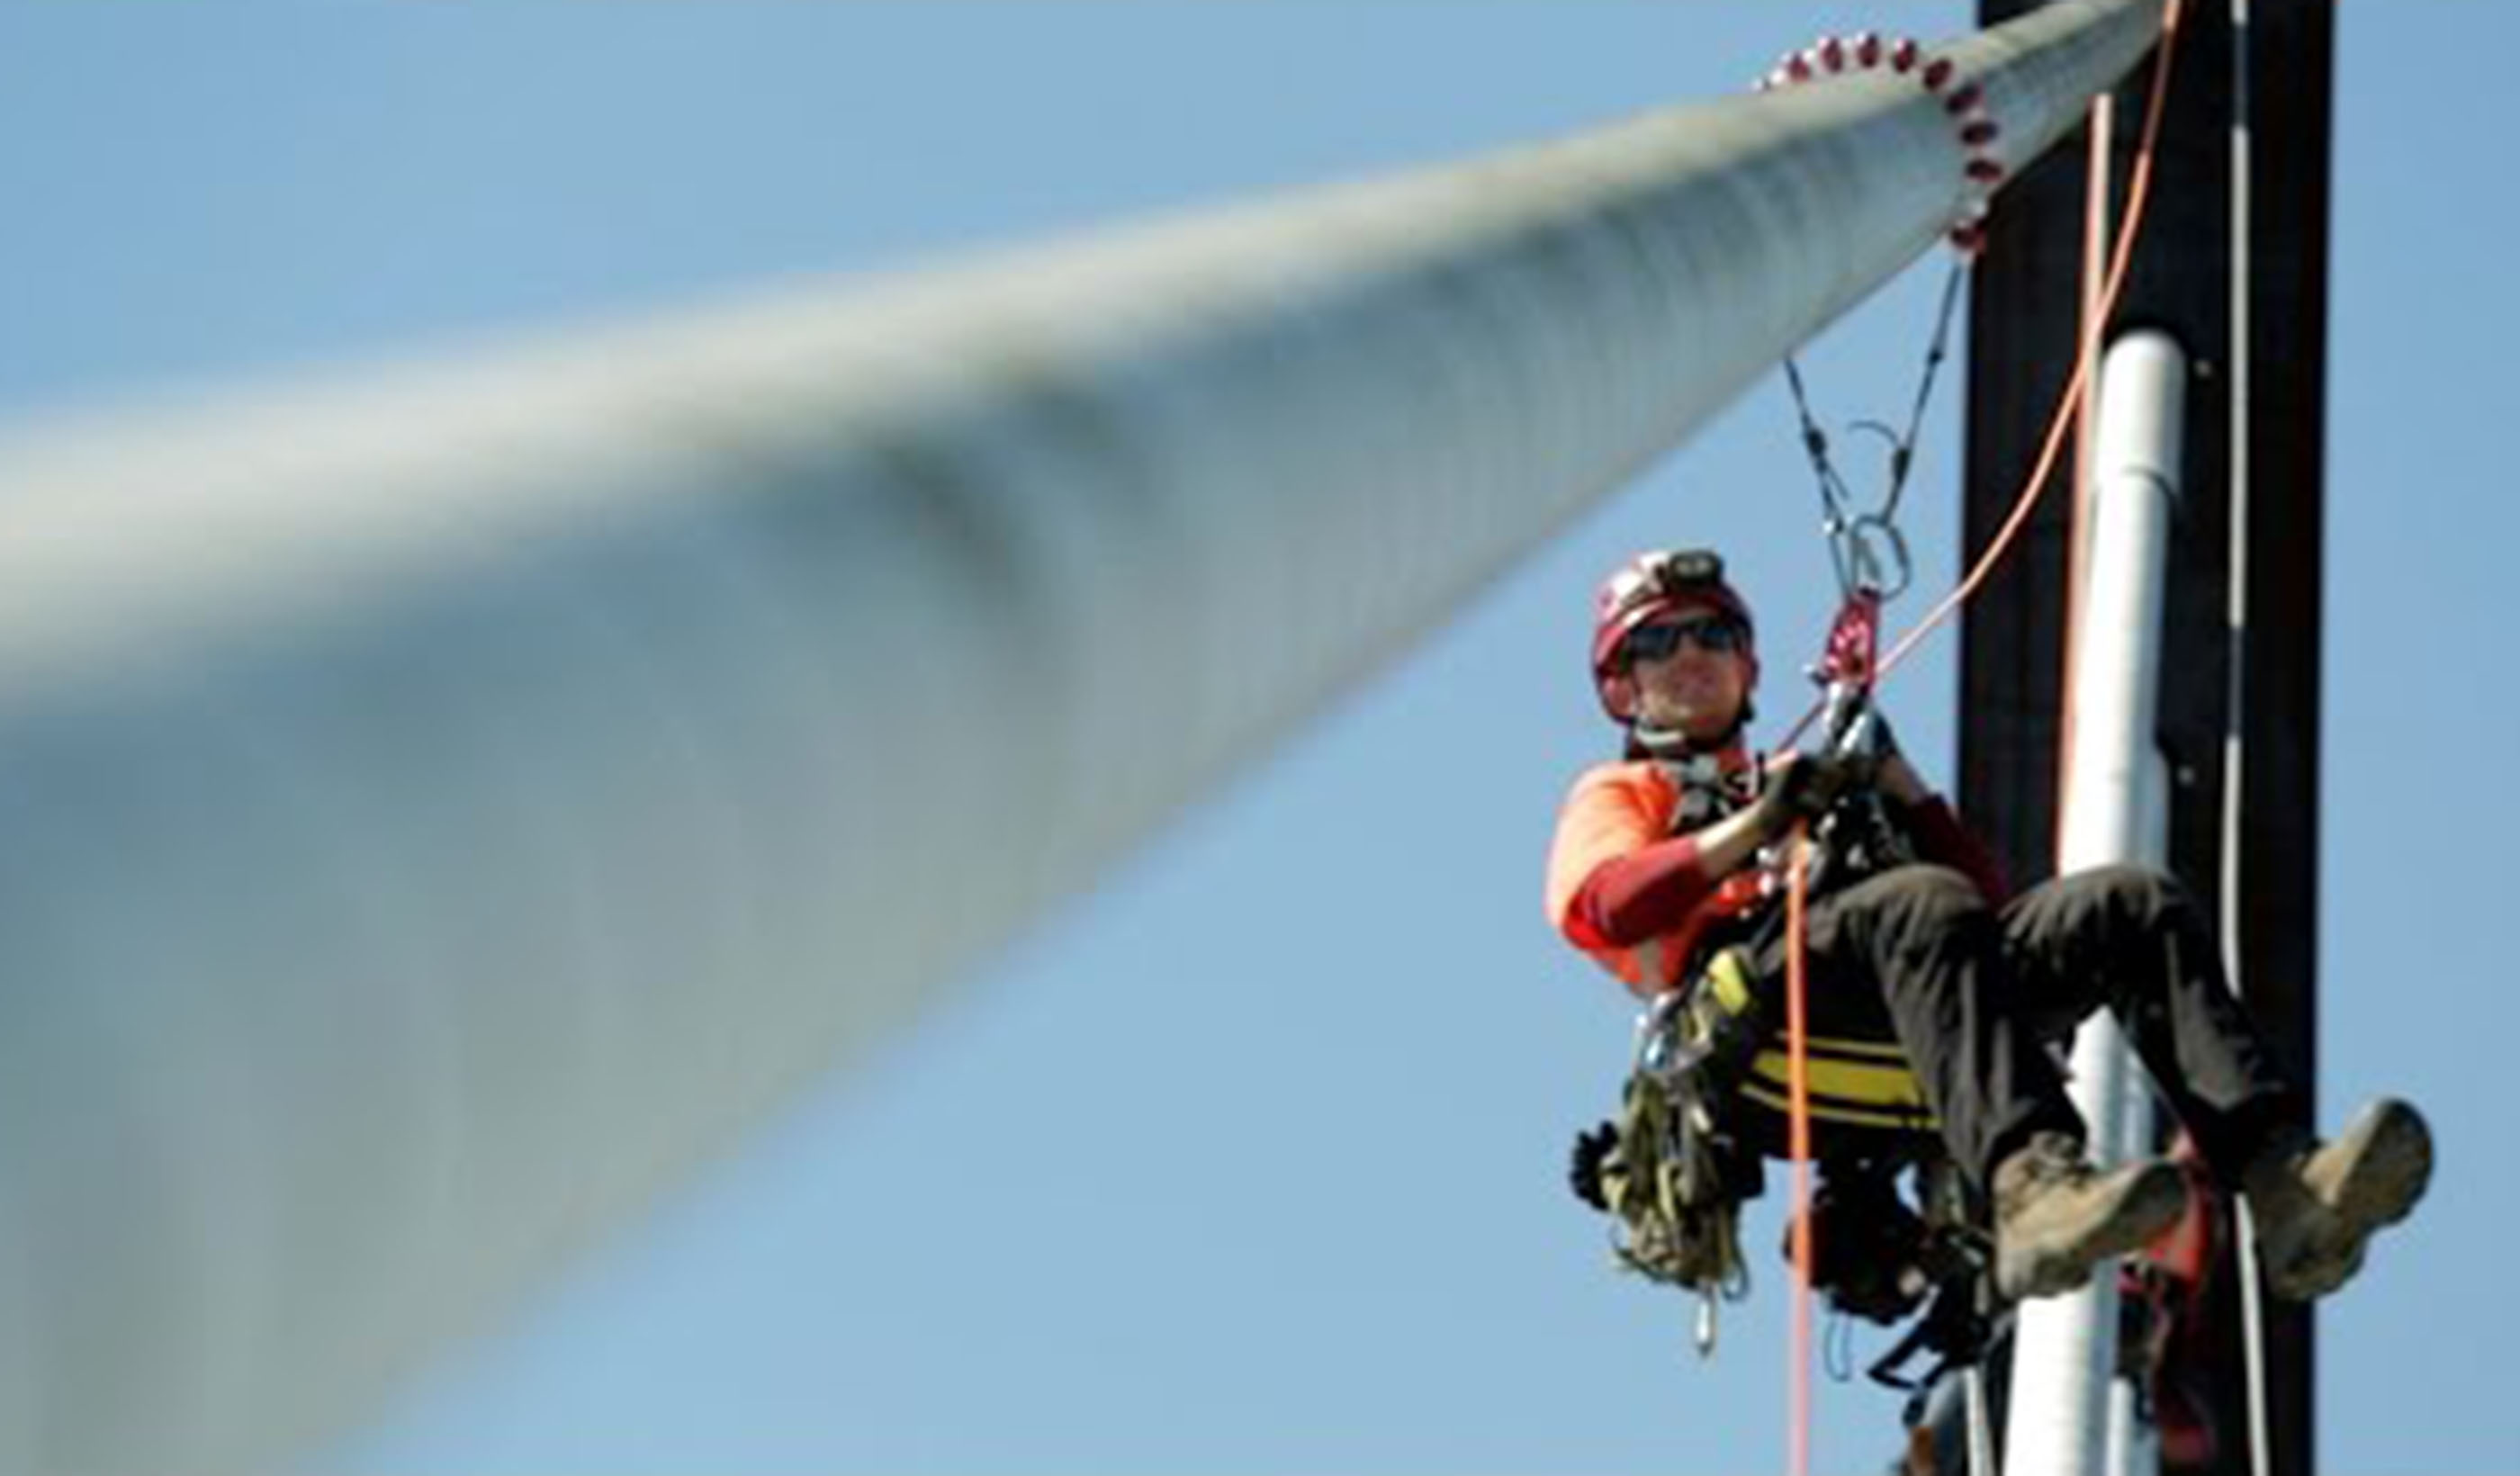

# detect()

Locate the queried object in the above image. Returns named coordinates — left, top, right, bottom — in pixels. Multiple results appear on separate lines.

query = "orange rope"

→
left=1878, top=0, right=2187, bottom=681
left=1784, top=824, right=1815, bottom=1476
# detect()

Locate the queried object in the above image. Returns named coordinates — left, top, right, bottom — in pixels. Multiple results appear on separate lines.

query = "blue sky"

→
left=3, top=4, right=2512, bottom=1472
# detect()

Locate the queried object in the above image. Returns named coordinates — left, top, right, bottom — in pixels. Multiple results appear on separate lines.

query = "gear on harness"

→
left=1569, top=1000, right=1998, bottom=1377
left=1566, top=933, right=1991, bottom=1364
left=1869, top=1271, right=2002, bottom=1432
left=1814, top=1154, right=1999, bottom=1409
left=1567, top=958, right=1768, bottom=1353
left=1800, top=1159, right=1945, bottom=1326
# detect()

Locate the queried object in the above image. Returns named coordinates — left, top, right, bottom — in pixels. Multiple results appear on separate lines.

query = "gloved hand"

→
left=1569, top=1120, right=1619, bottom=1211
left=1754, top=751, right=1857, bottom=838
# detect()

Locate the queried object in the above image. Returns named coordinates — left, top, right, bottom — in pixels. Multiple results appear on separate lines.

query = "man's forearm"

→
left=1579, top=804, right=1775, bottom=945
left=1681, top=802, right=1775, bottom=880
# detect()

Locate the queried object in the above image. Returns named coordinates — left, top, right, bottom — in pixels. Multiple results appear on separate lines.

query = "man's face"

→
left=1622, top=608, right=1752, bottom=742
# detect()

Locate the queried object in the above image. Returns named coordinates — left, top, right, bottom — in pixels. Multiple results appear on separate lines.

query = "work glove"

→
left=1754, top=751, right=1856, bottom=839
left=1569, top=1120, right=1619, bottom=1211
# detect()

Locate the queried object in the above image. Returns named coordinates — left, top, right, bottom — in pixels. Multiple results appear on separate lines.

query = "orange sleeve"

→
left=1544, top=763, right=1668, bottom=948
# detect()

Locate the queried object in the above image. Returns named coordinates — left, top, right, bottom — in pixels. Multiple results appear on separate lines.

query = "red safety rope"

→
left=1786, top=590, right=1883, bottom=1476
left=1784, top=822, right=1816, bottom=1476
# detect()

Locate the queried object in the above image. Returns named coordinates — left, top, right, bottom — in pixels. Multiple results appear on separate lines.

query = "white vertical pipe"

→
left=0, top=4, right=2164, bottom=1470
left=1970, top=1366, right=2002, bottom=1476
left=2222, top=4, right=2280, bottom=1472
left=2004, top=328, right=2187, bottom=1476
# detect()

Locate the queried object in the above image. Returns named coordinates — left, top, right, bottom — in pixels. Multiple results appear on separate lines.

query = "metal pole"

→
left=0, top=4, right=2163, bottom=1469
left=1971, top=1366, right=2003, bottom=1476
left=2003, top=328, right=2187, bottom=1476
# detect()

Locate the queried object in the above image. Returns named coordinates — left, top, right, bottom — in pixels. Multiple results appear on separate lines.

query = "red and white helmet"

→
left=1589, top=548, right=1759, bottom=723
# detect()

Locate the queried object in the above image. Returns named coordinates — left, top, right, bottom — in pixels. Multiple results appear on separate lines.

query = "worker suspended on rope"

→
left=1546, top=547, right=2434, bottom=1318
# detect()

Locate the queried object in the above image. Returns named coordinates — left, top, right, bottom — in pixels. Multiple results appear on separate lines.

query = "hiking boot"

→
left=1992, top=1131, right=2191, bottom=1302
left=2246, top=1098, right=2434, bottom=1301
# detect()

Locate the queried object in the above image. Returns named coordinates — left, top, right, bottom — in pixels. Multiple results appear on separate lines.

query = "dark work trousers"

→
left=1741, top=862, right=2300, bottom=1192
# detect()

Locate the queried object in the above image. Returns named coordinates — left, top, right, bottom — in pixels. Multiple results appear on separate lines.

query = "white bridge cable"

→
left=0, top=2, right=2163, bottom=1468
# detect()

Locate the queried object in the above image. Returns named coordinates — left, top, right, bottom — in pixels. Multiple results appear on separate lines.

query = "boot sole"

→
left=2268, top=1099, right=2434, bottom=1300
left=1998, top=1159, right=2191, bottom=1302
left=2330, top=1099, right=2434, bottom=1232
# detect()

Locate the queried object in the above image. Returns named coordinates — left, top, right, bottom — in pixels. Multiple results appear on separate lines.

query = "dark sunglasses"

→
left=1622, top=617, right=1749, bottom=662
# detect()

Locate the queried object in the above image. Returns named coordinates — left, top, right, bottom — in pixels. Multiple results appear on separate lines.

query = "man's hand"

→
left=1569, top=1120, right=1618, bottom=1211
left=1755, top=751, right=1856, bottom=838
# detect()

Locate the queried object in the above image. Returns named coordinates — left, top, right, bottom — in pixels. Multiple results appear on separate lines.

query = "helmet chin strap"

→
left=1626, top=689, right=1759, bottom=760
left=1628, top=718, right=1749, bottom=761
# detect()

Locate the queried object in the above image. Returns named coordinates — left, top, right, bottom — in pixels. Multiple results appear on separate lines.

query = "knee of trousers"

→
left=2056, top=862, right=2197, bottom=930
left=1850, top=863, right=1992, bottom=940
